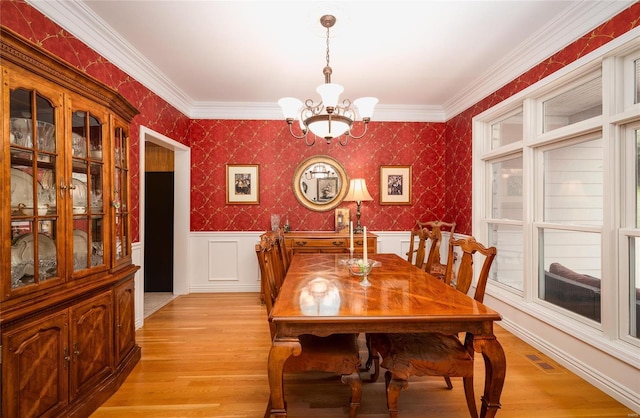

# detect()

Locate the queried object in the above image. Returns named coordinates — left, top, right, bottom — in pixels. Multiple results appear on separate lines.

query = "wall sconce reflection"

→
left=299, top=277, right=341, bottom=316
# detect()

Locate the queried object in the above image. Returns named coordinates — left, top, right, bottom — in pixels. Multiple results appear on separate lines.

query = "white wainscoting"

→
left=187, top=231, right=411, bottom=293
left=185, top=230, right=453, bottom=293
left=189, top=231, right=263, bottom=293
left=132, top=242, right=144, bottom=329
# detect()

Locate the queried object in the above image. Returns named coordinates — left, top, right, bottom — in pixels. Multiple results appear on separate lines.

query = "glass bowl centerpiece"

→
left=348, top=258, right=374, bottom=287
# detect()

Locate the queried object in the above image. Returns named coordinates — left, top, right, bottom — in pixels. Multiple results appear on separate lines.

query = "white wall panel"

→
left=184, top=231, right=448, bottom=294
left=208, top=240, right=239, bottom=281
left=189, top=232, right=261, bottom=293
left=132, top=242, right=144, bottom=329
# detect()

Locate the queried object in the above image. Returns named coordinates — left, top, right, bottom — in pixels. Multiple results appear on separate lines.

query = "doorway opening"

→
left=144, top=144, right=174, bottom=293
left=139, top=126, right=190, bottom=325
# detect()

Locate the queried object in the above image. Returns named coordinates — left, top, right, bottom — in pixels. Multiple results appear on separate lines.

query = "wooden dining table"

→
left=267, top=252, right=506, bottom=418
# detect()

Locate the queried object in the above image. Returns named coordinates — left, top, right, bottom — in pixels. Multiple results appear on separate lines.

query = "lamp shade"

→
left=278, top=97, right=303, bottom=119
left=316, top=83, right=344, bottom=108
left=344, top=178, right=373, bottom=202
left=353, top=97, right=379, bottom=119
left=307, top=116, right=350, bottom=140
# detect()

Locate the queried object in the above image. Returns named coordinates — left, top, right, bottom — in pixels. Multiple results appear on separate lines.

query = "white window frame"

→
left=619, top=119, right=640, bottom=346
left=473, top=31, right=640, bottom=362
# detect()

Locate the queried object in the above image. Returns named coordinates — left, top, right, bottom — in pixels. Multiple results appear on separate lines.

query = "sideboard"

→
left=284, top=231, right=378, bottom=254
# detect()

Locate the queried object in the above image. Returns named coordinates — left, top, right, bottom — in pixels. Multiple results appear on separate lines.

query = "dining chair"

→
left=255, top=235, right=363, bottom=418
left=369, top=236, right=497, bottom=418
left=422, top=220, right=456, bottom=281
left=406, top=224, right=429, bottom=269
left=258, top=229, right=289, bottom=304
left=269, top=230, right=289, bottom=291
left=273, top=227, right=291, bottom=274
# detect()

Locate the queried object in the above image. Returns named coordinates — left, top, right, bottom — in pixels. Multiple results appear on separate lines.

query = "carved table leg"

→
left=474, top=335, right=506, bottom=418
left=267, top=337, right=302, bottom=418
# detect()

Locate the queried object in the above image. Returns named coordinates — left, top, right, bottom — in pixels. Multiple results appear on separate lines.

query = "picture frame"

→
left=226, top=164, right=259, bottom=204
left=317, top=177, right=339, bottom=202
left=334, top=208, right=350, bottom=233
left=380, top=165, right=412, bottom=205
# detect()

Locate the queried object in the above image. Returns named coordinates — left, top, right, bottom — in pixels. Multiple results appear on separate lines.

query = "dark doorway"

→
left=144, top=171, right=174, bottom=292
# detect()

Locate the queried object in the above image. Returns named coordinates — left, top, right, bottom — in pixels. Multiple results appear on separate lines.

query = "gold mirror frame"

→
left=292, top=155, right=349, bottom=212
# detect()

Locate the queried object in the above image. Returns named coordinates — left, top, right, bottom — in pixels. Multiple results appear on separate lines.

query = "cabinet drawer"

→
left=286, top=238, right=348, bottom=251
left=283, top=235, right=377, bottom=254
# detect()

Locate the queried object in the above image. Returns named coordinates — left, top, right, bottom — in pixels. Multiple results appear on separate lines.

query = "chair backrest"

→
left=406, top=226, right=429, bottom=269
left=422, top=220, right=456, bottom=277
left=260, top=230, right=288, bottom=290
left=273, top=227, right=290, bottom=274
left=255, top=235, right=280, bottom=338
left=443, top=236, right=496, bottom=303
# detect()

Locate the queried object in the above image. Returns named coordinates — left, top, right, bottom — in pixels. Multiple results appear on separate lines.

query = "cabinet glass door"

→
left=113, top=125, right=131, bottom=266
left=70, top=110, right=106, bottom=273
left=9, top=88, right=61, bottom=289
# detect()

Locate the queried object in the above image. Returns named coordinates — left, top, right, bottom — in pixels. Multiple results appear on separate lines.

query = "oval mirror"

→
left=293, top=155, right=349, bottom=212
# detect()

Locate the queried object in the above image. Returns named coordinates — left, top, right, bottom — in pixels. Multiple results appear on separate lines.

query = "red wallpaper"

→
left=189, top=120, right=447, bottom=231
left=2, top=0, right=640, bottom=238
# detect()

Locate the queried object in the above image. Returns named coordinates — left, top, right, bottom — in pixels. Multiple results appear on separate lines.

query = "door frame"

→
left=137, top=126, right=190, bottom=326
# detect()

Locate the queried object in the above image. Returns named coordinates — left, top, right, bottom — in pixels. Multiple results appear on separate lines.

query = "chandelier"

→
left=278, top=15, right=378, bottom=146
left=303, top=163, right=335, bottom=179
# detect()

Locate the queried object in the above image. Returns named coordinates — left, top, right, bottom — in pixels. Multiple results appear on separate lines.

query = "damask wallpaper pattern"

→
left=2, top=0, right=639, bottom=238
left=188, top=119, right=447, bottom=231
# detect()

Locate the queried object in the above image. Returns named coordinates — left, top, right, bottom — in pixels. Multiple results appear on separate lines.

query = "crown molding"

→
left=443, top=0, right=636, bottom=120
left=27, top=0, right=636, bottom=123
left=26, top=0, right=194, bottom=115
left=189, top=102, right=446, bottom=122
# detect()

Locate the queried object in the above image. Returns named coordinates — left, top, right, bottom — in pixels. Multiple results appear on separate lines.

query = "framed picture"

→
left=226, top=164, right=259, bottom=204
left=334, top=208, right=350, bottom=233
left=317, top=177, right=339, bottom=202
left=380, top=165, right=412, bottom=205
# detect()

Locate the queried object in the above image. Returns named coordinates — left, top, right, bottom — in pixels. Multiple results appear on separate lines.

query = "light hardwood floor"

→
left=144, top=292, right=177, bottom=318
left=92, top=293, right=636, bottom=418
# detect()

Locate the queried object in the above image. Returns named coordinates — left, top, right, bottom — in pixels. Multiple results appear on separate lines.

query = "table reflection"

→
left=298, top=277, right=341, bottom=316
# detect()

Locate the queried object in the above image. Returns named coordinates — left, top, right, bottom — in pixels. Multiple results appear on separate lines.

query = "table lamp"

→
left=344, top=178, right=373, bottom=233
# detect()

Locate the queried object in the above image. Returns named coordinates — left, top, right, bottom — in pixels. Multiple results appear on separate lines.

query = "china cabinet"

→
left=1, top=27, right=140, bottom=417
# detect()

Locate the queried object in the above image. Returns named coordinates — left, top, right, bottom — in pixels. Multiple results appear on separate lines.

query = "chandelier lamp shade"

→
left=344, top=178, right=373, bottom=234
left=278, top=15, right=378, bottom=146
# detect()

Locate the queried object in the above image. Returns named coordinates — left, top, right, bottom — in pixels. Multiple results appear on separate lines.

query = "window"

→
left=491, top=111, right=523, bottom=149
left=487, top=155, right=524, bottom=290
left=543, top=137, right=603, bottom=227
left=476, top=43, right=640, bottom=355
left=623, top=124, right=640, bottom=340
left=543, top=75, right=602, bottom=133
left=537, top=137, right=603, bottom=320
left=491, top=156, right=523, bottom=221
left=635, top=58, right=640, bottom=105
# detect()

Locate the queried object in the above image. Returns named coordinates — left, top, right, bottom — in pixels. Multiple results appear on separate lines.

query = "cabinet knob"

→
left=63, top=348, right=71, bottom=367
left=332, top=241, right=343, bottom=247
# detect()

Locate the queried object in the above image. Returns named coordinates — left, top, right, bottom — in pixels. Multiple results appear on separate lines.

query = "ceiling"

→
left=27, top=1, right=635, bottom=122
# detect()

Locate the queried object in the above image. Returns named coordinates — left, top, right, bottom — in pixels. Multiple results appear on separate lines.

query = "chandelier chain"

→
left=325, top=25, right=331, bottom=69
